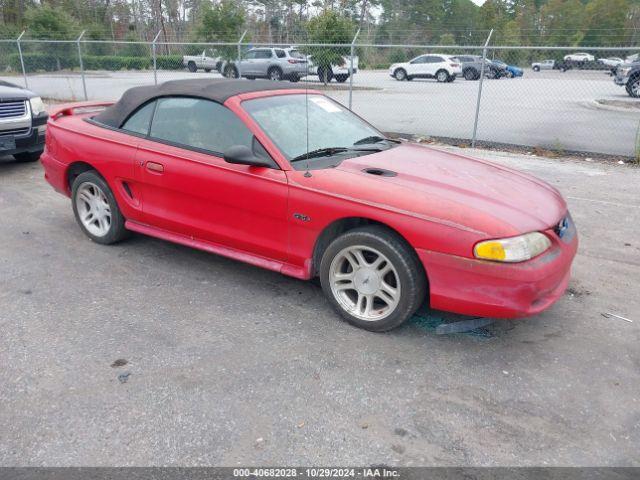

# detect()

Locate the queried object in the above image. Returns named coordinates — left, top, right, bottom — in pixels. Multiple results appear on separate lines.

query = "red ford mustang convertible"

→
left=41, top=79, right=577, bottom=332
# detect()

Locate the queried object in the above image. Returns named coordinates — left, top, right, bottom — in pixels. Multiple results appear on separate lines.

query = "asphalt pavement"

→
left=1, top=68, right=638, bottom=156
left=1, top=148, right=638, bottom=466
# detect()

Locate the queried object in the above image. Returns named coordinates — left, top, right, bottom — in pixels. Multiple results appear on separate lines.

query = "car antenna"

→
left=304, top=81, right=312, bottom=177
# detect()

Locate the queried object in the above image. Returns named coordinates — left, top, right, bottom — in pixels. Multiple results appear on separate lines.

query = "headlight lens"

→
left=474, top=232, right=551, bottom=263
left=30, top=96, right=45, bottom=116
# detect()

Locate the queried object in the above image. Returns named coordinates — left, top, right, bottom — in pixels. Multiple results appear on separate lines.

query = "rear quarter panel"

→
left=46, top=115, right=142, bottom=221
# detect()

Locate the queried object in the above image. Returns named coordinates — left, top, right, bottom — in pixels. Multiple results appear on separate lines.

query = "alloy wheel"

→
left=329, top=245, right=401, bottom=321
left=75, top=182, right=111, bottom=237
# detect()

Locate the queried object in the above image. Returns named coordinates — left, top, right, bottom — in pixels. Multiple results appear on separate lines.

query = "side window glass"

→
left=431, top=56, right=444, bottom=63
left=411, top=56, right=425, bottom=64
left=275, top=49, right=286, bottom=58
left=121, top=101, right=155, bottom=135
left=149, top=97, right=255, bottom=155
left=256, top=50, right=272, bottom=59
left=244, top=51, right=257, bottom=60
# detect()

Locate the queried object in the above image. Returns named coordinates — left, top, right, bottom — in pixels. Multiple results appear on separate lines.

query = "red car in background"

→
left=41, top=79, right=577, bottom=332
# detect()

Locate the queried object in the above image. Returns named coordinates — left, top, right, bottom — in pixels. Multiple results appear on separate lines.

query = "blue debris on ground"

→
left=410, top=312, right=495, bottom=338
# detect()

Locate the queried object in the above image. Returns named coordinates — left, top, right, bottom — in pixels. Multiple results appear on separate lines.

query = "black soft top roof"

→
left=93, top=78, right=299, bottom=128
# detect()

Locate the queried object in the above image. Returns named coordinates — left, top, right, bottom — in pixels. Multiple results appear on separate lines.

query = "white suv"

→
left=564, top=52, right=595, bottom=62
left=389, top=54, right=462, bottom=82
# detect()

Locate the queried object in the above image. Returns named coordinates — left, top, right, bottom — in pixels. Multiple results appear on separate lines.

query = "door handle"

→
left=146, top=161, right=164, bottom=173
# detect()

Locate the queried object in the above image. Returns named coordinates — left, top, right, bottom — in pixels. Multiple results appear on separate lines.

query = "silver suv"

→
left=223, top=48, right=308, bottom=82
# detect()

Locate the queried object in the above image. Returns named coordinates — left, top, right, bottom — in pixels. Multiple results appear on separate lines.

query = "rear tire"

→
left=464, top=68, right=477, bottom=80
left=335, top=74, right=349, bottom=83
left=533, top=65, right=540, bottom=72
left=319, top=225, right=427, bottom=332
left=204, top=68, right=211, bottom=73
left=13, top=150, right=42, bottom=162
left=187, top=61, right=197, bottom=73
left=71, top=171, right=129, bottom=245
left=436, top=69, right=449, bottom=83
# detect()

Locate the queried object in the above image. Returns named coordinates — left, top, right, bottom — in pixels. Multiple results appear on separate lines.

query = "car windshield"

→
left=243, top=94, right=391, bottom=165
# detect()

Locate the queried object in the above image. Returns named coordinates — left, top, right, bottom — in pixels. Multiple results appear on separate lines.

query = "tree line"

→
left=0, top=0, right=637, bottom=46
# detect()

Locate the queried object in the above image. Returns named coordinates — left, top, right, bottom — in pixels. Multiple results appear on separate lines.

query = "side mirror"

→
left=223, top=145, right=273, bottom=168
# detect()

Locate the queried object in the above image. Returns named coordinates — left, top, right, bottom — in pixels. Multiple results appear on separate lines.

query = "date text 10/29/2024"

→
left=233, top=468, right=400, bottom=478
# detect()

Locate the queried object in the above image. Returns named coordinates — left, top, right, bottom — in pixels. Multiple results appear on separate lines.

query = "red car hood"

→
left=313, top=143, right=566, bottom=237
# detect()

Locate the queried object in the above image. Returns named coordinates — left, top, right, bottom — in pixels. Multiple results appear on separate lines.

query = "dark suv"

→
left=614, top=62, right=640, bottom=97
left=452, top=55, right=507, bottom=80
left=0, top=81, right=48, bottom=162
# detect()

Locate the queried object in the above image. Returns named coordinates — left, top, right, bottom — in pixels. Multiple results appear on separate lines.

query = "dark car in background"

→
left=0, top=81, right=48, bottom=162
left=452, top=55, right=508, bottom=80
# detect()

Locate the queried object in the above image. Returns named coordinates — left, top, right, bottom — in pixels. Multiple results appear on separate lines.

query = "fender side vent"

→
left=122, top=181, right=134, bottom=199
left=362, top=168, right=397, bottom=177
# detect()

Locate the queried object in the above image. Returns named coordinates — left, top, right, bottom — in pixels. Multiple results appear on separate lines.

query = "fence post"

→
left=152, top=30, right=161, bottom=85
left=76, top=30, right=87, bottom=101
left=16, top=31, right=28, bottom=89
left=237, top=30, right=248, bottom=78
left=349, top=28, right=360, bottom=110
left=472, top=29, right=493, bottom=149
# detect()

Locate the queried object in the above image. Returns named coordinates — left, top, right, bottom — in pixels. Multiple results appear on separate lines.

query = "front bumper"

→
left=417, top=222, right=578, bottom=319
left=0, top=114, right=47, bottom=156
left=614, top=75, right=629, bottom=86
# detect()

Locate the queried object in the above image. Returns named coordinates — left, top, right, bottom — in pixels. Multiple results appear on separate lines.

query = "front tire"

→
left=394, top=68, right=407, bottom=81
left=533, top=66, right=540, bottom=72
left=268, top=67, right=283, bottom=81
left=627, top=77, right=640, bottom=98
left=187, top=61, right=197, bottom=73
left=71, top=171, right=129, bottom=245
left=319, top=226, right=427, bottom=332
left=13, top=150, right=42, bottom=162
left=335, top=74, right=349, bottom=83
left=224, top=65, right=239, bottom=78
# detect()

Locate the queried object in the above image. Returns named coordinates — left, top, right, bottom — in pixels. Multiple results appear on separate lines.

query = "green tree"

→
left=196, top=0, right=245, bottom=60
left=540, top=0, right=585, bottom=46
left=24, top=5, right=77, bottom=39
left=196, top=0, right=244, bottom=42
left=305, top=10, right=355, bottom=83
left=582, top=0, right=630, bottom=46
left=439, top=32, right=456, bottom=45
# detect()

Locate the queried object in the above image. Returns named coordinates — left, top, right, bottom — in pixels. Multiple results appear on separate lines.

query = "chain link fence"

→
left=1, top=35, right=638, bottom=157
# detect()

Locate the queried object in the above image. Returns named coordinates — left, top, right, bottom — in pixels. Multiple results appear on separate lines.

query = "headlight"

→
left=620, top=67, right=632, bottom=76
left=30, top=96, right=45, bottom=116
left=474, top=232, right=551, bottom=263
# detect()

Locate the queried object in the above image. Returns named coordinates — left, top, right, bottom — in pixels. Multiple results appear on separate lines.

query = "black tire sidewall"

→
left=319, top=226, right=426, bottom=332
left=71, top=171, right=128, bottom=245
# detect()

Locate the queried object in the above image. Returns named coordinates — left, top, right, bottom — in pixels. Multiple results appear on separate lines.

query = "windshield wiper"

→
left=291, top=146, right=381, bottom=163
left=353, top=135, right=400, bottom=146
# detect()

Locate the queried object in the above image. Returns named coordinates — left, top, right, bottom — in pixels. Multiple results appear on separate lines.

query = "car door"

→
left=239, top=50, right=258, bottom=76
left=428, top=56, right=445, bottom=76
left=253, top=49, right=274, bottom=77
left=407, top=55, right=427, bottom=77
left=132, top=96, right=289, bottom=261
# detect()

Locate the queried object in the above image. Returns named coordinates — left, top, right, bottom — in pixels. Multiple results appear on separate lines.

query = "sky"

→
left=471, top=0, right=486, bottom=5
